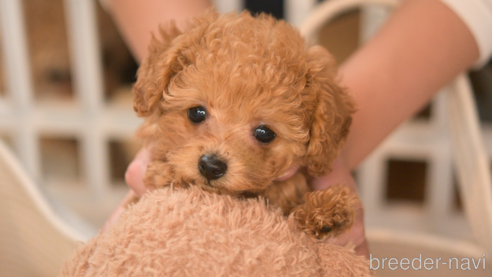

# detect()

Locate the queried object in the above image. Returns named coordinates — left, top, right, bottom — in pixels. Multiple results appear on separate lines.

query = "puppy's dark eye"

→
left=254, top=125, right=276, bottom=143
left=320, top=225, right=332, bottom=233
left=188, top=106, right=207, bottom=123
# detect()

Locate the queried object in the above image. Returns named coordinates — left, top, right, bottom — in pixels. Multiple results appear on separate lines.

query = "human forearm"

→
left=338, top=0, right=479, bottom=169
left=105, top=0, right=211, bottom=62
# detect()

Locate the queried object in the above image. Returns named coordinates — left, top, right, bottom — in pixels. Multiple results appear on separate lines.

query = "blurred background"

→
left=0, top=0, right=491, bottom=275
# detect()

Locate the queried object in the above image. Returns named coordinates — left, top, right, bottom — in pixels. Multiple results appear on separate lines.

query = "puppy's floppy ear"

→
left=133, top=10, right=219, bottom=117
left=133, top=23, right=185, bottom=117
left=304, top=46, right=355, bottom=176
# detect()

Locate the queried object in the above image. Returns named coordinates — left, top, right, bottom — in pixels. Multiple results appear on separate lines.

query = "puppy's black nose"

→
left=198, top=154, right=227, bottom=180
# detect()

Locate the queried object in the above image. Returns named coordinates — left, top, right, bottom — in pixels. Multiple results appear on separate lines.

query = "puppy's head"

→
left=134, top=11, right=354, bottom=195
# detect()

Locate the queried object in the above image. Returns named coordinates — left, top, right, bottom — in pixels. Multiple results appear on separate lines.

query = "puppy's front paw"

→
left=293, top=185, right=359, bottom=240
left=144, top=161, right=176, bottom=190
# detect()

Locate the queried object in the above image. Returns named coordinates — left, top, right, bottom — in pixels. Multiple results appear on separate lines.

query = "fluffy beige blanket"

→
left=60, top=186, right=371, bottom=276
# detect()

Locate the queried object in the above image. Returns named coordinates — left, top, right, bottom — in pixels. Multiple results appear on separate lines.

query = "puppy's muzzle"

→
left=198, top=154, right=227, bottom=181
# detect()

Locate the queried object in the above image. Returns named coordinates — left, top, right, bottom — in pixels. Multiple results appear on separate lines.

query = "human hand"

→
left=102, top=148, right=152, bottom=232
left=311, top=156, right=369, bottom=258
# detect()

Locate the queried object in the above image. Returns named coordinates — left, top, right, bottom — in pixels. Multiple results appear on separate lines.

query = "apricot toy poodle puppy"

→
left=134, top=10, right=359, bottom=240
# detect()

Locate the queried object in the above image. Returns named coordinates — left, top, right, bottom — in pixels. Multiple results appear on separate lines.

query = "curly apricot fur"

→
left=134, top=10, right=357, bottom=240
left=293, top=185, right=361, bottom=240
